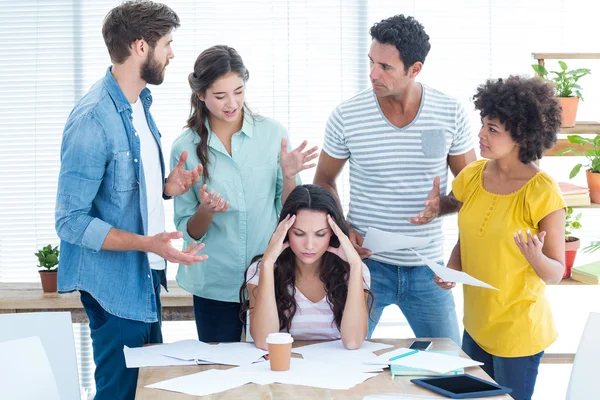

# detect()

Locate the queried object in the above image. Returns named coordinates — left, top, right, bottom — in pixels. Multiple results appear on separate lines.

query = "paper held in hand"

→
left=362, top=227, right=431, bottom=253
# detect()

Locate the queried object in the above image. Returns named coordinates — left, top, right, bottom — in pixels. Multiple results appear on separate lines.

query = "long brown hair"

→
left=186, top=45, right=250, bottom=182
left=240, top=184, right=374, bottom=333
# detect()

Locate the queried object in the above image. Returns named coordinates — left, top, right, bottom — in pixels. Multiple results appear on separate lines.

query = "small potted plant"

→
left=557, top=134, right=600, bottom=202
left=531, top=61, right=591, bottom=127
left=564, top=207, right=582, bottom=279
left=34, top=244, right=59, bottom=292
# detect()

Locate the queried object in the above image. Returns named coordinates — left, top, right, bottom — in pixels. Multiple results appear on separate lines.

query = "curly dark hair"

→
left=239, top=184, right=374, bottom=333
left=369, top=14, right=430, bottom=71
left=102, top=1, right=180, bottom=64
left=473, top=75, right=562, bottom=164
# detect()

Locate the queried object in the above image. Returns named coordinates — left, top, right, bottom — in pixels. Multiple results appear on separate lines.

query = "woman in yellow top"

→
left=435, top=76, right=566, bottom=400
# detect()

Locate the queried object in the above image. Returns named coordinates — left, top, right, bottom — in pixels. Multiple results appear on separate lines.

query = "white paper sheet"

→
left=412, top=250, right=499, bottom=290
left=0, top=336, right=61, bottom=400
left=124, top=346, right=200, bottom=368
left=363, top=227, right=431, bottom=253
left=142, top=340, right=267, bottom=366
left=381, top=347, right=483, bottom=374
left=146, top=368, right=252, bottom=397
left=292, top=339, right=393, bottom=354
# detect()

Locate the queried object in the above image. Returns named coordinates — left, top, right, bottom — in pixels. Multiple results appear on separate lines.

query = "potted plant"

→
left=531, top=61, right=591, bottom=127
left=34, top=244, right=59, bottom=292
left=557, top=134, right=600, bottom=202
left=564, top=207, right=582, bottom=279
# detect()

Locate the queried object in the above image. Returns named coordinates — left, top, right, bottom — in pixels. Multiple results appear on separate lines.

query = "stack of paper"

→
left=559, top=182, right=591, bottom=207
left=571, top=261, right=600, bottom=284
left=390, top=350, right=464, bottom=377
left=125, top=339, right=267, bottom=368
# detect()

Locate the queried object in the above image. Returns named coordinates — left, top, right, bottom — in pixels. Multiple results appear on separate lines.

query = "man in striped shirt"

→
left=314, top=14, right=476, bottom=344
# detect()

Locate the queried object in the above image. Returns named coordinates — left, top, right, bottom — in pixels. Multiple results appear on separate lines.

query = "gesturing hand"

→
left=514, top=229, right=546, bottom=265
left=279, top=138, right=319, bottom=179
left=262, top=214, right=296, bottom=266
left=198, top=184, right=229, bottom=215
left=408, top=176, right=441, bottom=225
left=149, top=231, right=208, bottom=266
left=326, top=215, right=362, bottom=267
left=165, top=151, right=203, bottom=197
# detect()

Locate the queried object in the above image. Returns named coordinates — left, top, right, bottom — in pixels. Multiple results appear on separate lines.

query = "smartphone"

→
left=409, top=340, right=432, bottom=351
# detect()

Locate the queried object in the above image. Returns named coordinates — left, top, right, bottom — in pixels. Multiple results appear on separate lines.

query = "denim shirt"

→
left=55, top=67, right=167, bottom=323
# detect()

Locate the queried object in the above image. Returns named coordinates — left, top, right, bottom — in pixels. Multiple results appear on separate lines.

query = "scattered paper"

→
left=412, top=250, right=499, bottom=290
left=147, top=368, right=251, bottom=397
left=363, top=227, right=431, bottom=253
left=0, top=336, right=61, bottom=400
left=142, top=339, right=267, bottom=366
left=293, top=339, right=393, bottom=354
left=381, top=347, right=483, bottom=374
left=124, top=346, right=201, bottom=368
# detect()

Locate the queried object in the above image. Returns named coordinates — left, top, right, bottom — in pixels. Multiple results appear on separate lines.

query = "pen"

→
left=389, top=349, right=418, bottom=362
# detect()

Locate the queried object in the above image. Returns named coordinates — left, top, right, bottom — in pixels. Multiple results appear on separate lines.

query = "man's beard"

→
left=141, top=47, right=165, bottom=85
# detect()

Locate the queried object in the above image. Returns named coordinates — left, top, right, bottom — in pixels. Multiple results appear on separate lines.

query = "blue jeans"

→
left=193, top=296, right=243, bottom=342
left=366, top=259, right=460, bottom=345
left=462, top=330, right=543, bottom=400
left=80, top=269, right=163, bottom=400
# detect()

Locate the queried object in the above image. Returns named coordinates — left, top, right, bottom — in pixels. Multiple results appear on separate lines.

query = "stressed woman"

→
left=241, top=184, right=373, bottom=350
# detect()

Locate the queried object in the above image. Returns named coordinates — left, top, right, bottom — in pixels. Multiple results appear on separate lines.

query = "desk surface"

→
left=136, top=338, right=511, bottom=399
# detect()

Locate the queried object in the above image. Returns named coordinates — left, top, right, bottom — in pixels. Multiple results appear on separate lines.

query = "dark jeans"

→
left=462, top=330, right=543, bottom=400
left=193, top=295, right=243, bottom=342
left=80, top=269, right=162, bottom=400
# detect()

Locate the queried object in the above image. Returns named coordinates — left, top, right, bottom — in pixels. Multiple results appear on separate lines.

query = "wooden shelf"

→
left=560, top=121, right=600, bottom=134
left=532, top=52, right=600, bottom=61
left=558, top=277, right=596, bottom=285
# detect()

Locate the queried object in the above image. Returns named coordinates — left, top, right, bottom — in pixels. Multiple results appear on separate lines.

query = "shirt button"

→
left=134, top=159, right=138, bottom=163
left=147, top=274, right=151, bottom=278
left=127, top=152, right=130, bottom=156
left=135, top=132, right=139, bottom=137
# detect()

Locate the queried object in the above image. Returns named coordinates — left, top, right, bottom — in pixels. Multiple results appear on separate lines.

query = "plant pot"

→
left=564, top=237, right=581, bottom=279
left=39, top=270, right=58, bottom=292
left=585, top=169, right=600, bottom=203
left=556, top=96, right=579, bottom=128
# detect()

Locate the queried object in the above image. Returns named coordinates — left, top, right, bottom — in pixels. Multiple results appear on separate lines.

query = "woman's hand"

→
left=198, top=184, right=229, bottom=215
left=279, top=138, right=319, bottom=179
left=326, top=215, right=362, bottom=267
left=514, top=229, right=546, bottom=265
left=262, top=214, right=296, bottom=266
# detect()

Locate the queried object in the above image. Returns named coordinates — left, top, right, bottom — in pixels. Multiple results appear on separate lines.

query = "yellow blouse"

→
left=452, top=160, right=565, bottom=357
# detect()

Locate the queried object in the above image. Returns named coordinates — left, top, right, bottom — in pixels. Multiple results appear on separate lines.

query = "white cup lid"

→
left=266, top=332, right=294, bottom=344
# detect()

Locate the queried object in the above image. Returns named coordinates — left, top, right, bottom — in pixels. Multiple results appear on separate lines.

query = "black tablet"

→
left=410, top=374, right=512, bottom=399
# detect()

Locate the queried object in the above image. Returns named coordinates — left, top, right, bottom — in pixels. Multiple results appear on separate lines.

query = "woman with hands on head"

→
left=171, top=45, right=318, bottom=343
left=240, top=184, right=373, bottom=350
left=434, top=76, right=565, bottom=400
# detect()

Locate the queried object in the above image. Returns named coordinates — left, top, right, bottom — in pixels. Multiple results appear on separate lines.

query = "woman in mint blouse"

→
left=171, top=45, right=317, bottom=342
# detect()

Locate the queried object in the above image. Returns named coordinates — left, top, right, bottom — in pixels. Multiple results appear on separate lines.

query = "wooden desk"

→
left=136, top=338, right=511, bottom=399
left=0, top=281, right=193, bottom=323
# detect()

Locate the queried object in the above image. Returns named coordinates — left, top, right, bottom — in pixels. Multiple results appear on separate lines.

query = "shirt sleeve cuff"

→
left=181, top=217, right=206, bottom=244
left=81, top=218, right=113, bottom=253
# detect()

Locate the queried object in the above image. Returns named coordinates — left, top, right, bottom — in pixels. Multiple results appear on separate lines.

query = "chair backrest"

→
left=0, top=312, right=81, bottom=400
left=0, top=336, right=61, bottom=400
left=566, top=312, right=600, bottom=400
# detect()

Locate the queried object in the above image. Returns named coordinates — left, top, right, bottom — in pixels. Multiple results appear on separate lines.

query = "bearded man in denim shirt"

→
left=55, top=2, right=207, bottom=399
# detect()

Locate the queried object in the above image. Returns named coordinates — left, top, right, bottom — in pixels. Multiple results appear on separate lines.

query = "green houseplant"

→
left=564, top=207, right=582, bottom=279
left=557, top=134, right=600, bottom=203
left=34, top=244, right=59, bottom=292
left=531, top=61, right=591, bottom=127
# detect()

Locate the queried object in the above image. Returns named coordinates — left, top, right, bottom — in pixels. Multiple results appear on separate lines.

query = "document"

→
left=124, top=346, right=201, bottom=368
left=380, top=347, right=483, bottom=374
left=292, top=339, right=393, bottom=354
left=146, top=368, right=252, bottom=397
left=363, top=227, right=431, bottom=253
left=412, top=250, right=499, bottom=290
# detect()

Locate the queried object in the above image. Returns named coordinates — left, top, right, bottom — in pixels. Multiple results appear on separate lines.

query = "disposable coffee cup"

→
left=266, top=332, right=294, bottom=371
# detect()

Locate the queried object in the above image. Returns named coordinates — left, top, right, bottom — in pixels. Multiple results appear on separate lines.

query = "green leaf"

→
left=531, top=64, right=548, bottom=76
left=555, top=148, right=573, bottom=156
left=569, top=163, right=583, bottom=179
left=558, top=60, right=567, bottom=71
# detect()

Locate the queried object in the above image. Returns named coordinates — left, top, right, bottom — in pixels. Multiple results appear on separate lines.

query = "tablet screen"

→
left=424, top=375, right=500, bottom=394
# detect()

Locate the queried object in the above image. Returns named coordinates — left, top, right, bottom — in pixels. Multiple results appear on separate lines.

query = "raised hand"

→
left=262, top=214, right=296, bottom=265
left=149, top=231, right=208, bottom=266
left=279, top=138, right=319, bottom=179
left=408, top=176, right=441, bottom=225
left=326, top=215, right=362, bottom=267
left=514, top=229, right=546, bottom=265
left=198, top=184, right=229, bottom=215
left=165, top=151, right=203, bottom=197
